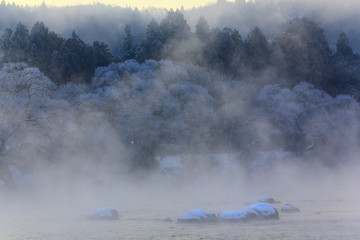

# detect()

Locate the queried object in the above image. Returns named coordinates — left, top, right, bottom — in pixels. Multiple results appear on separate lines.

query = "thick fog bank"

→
left=0, top=61, right=359, bottom=215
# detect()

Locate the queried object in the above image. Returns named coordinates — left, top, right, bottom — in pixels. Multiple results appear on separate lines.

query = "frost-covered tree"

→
left=257, top=82, right=360, bottom=164
left=0, top=63, right=57, bottom=187
left=91, top=60, right=217, bottom=169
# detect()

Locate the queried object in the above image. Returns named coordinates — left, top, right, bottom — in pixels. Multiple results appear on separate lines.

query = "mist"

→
left=0, top=0, right=360, bottom=239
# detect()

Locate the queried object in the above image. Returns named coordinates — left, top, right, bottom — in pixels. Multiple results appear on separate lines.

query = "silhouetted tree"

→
left=93, top=41, right=113, bottom=67
left=274, top=18, right=332, bottom=88
left=120, top=24, right=136, bottom=61
left=136, top=19, right=162, bottom=61
left=195, top=16, right=210, bottom=41
left=0, top=28, right=13, bottom=62
left=204, top=27, right=244, bottom=74
left=245, top=27, right=270, bottom=72
left=28, top=22, right=63, bottom=75
left=336, top=32, right=354, bottom=59
left=9, top=23, right=30, bottom=62
left=328, top=32, right=360, bottom=96
left=159, top=9, right=190, bottom=42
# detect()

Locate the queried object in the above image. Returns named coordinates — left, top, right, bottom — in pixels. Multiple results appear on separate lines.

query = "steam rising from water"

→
left=0, top=1, right=360, bottom=239
left=0, top=60, right=359, bottom=217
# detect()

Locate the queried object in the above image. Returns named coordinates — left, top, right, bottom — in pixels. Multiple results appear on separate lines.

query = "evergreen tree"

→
left=245, top=27, right=270, bottom=72
left=136, top=19, right=162, bottom=61
left=204, top=27, right=244, bottom=74
left=28, top=22, right=63, bottom=73
left=0, top=28, right=13, bottom=62
left=120, top=24, right=136, bottom=61
left=93, top=41, right=113, bottom=67
left=10, top=23, right=30, bottom=62
left=195, top=16, right=210, bottom=41
left=159, top=9, right=190, bottom=43
left=54, top=31, right=93, bottom=84
left=336, top=32, right=354, bottom=58
left=329, top=32, right=360, bottom=96
left=274, top=18, right=332, bottom=88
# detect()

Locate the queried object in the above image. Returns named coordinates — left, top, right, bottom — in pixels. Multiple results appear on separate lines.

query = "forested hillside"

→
left=0, top=1, right=360, bottom=188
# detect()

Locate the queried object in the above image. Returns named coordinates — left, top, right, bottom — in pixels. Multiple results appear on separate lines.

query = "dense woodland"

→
left=0, top=1, right=360, bottom=187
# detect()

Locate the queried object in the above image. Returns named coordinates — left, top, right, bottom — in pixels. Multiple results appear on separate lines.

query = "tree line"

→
left=1, top=10, right=359, bottom=99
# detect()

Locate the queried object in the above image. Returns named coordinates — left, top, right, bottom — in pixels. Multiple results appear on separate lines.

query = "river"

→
left=1, top=197, right=359, bottom=240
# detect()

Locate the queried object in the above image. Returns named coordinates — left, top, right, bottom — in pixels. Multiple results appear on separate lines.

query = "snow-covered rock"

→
left=178, top=209, right=216, bottom=223
left=89, top=207, right=120, bottom=220
left=218, top=203, right=279, bottom=221
left=244, top=203, right=279, bottom=219
left=281, top=204, right=300, bottom=213
left=218, top=210, right=247, bottom=221
left=258, top=197, right=280, bottom=204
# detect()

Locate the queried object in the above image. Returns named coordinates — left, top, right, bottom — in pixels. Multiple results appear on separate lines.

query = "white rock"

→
left=89, top=207, right=119, bottom=220
left=281, top=204, right=300, bottom=213
left=244, top=203, right=279, bottom=219
left=218, top=203, right=279, bottom=221
left=218, top=210, right=247, bottom=220
left=178, top=209, right=216, bottom=222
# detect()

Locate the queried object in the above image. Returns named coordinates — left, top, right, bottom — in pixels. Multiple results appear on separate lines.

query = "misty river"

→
left=1, top=198, right=360, bottom=240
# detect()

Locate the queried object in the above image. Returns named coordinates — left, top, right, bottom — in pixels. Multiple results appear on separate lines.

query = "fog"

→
left=0, top=61, right=359, bottom=220
left=0, top=0, right=360, bottom=239
left=1, top=0, right=360, bottom=52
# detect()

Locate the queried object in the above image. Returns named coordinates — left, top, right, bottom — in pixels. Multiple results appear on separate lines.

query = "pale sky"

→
left=6, top=0, right=235, bottom=9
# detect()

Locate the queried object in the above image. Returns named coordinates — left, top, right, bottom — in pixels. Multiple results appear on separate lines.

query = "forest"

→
left=0, top=0, right=360, bottom=188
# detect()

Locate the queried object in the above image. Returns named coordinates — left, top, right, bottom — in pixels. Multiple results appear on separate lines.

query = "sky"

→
left=6, top=0, right=235, bottom=9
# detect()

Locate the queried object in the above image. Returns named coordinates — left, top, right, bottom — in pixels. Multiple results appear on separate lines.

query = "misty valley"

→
left=0, top=0, right=360, bottom=239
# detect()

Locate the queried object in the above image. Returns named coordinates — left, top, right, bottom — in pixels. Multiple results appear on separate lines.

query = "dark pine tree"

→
left=245, top=27, right=270, bottom=72
left=120, top=24, right=136, bottom=61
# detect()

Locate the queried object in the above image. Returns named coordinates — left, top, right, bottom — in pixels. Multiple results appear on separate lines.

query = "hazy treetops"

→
left=0, top=0, right=360, bottom=180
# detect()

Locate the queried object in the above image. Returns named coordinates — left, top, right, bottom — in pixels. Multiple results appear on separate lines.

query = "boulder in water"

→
left=218, top=203, right=279, bottom=221
left=89, top=207, right=120, bottom=220
left=281, top=204, right=300, bottom=213
left=258, top=197, right=280, bottom=204
left=163, top=217, right=173, bottom=222
left=218, top=210, right=247, bottom=221
left=178, top=209, right=216, bottom=223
